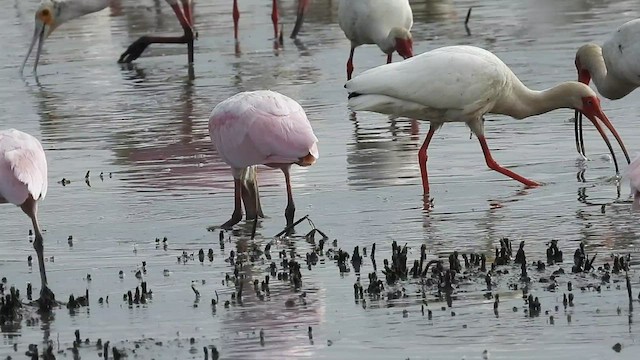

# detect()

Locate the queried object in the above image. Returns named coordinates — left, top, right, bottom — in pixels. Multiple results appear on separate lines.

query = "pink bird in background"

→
left=208, top=90, right=319, bottom=229
left=0, top=129, right=55, bottom=308
left=624, top=155, right=640, bottom=211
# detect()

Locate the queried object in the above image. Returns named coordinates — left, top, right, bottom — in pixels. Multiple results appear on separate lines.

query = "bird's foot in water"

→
left=36, top=286, right=57, bottom=313
left=423, top=195, right=435, bottom=211
left=118, top=36, right=152, bottom=63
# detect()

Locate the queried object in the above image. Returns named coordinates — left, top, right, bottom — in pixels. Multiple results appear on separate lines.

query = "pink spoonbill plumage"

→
left=208, top=90, right=319, bottom=229
left=0, top=129, right=54, bottom=308
left=345, top=45, right=629, bottom=197
left=338, top=0, right=414, bottom=80
left=573, top=19, right=639, bottom=164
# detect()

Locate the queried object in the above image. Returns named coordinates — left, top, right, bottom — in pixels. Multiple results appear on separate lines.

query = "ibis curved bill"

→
left=346, top=45, right=629, bottom=196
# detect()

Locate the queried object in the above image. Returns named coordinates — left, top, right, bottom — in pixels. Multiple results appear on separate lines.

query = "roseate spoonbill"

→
left=19, top=0, right=195, bottom=72
left=338, top=0, right=414, bottom=80
left=345, top=45, right=629, bottom=196
left=574, top=19, right=639, bottom=163
left=208, top=90, right=319, bottom=229
left=624, top=155, right=640, bottom=211
left=0, top=129, right=55, bottom=308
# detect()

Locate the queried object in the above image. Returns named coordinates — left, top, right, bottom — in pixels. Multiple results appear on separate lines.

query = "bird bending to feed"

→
left=345, top=45, right=629, bottom=196
left=233, top=0, right=311, bottom=42
left=624, top=155, right=640, bottom=211
left=0, top=129, right=55, bottom=309
left=20, top=0, right=196, bottom=73
left=209, top=90, right=319, bottom=229
left=338, top=0, right=414, bottom=80
left=574, top=19, right=639, bottom=163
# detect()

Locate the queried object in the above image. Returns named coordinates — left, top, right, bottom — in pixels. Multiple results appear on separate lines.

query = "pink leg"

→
left=347, top=46, right=355, bottom=80
left=477, top=136, right=540, bottom=187
left=233, top=0, right=240, bottom=40
left=418, top=126, right=437, bottom=195
left=180, top=0, right=193, bottom=26
left=387, top=53, right=392, bottom=64
left=271, top=0, right=279, bottom=40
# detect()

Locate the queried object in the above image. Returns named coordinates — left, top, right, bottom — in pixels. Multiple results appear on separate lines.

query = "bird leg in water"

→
left=271, top=0, right=280, bottom=42
left=290, top=0, right=310, bottom=39
left=282, top=166, right=295, bottom=228
left=233, top=0, right=240, bottom=40
left=241, top=167, right=264, bottom=220
left=418, top=125, right=438, bottom=195
left=20, top=196, right=56, bottom=311
left=118, top=0, right=195, bottom=64
left=221, top=179, right=244, bottom=229
left=387, top=53, right=393, bottom=64
left=347, top=47, right=355, bottom=80
left=477, top=136, right=540, bottom=187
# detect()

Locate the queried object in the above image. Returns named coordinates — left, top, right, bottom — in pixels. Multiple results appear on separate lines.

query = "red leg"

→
left=418, top=125, right=437, bottom=195
left=387, top=53, right=392, bottom=64
left=271, top=0, right=279, bottom=40
left=233, top=0, right=240, bottom=40
left=347, top=46, right=355, bottom=80
left=477, top=135, right=540, bottom=187
left=180, top=0, right=193, bottom=26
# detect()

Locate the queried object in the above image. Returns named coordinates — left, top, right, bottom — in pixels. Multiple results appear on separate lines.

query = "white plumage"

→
left=0, top=129, right=48, bottom=205
left=346, top=45, right=629, bottom=195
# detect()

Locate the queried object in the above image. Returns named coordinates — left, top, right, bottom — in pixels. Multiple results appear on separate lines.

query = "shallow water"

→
left=2, top=0, right=640, bottom=358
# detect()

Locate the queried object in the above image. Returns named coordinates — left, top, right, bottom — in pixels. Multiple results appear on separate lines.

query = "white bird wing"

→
left=602, top=19, right=640, bottom=86
left=345, top=45, right=509, bottom=121
left=0, top=129, right=48, bottom=204
left=209, top=91, right=318, bottom=169
left=624, top=154, right=640, bottom=196
left=338, top=0, right=413, bottom=45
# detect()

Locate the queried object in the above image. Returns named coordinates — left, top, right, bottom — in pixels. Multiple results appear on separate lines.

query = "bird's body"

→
left=0, top=129, right=55, bottom=308
left=573, top=19, right=640, bottom=161
left=209, top=90, right=319, bottom=229
left=338, top=0, right=414, bottom=79
left=346, top=45, right=629, bottom=195
left=625, top=155, right=640, bottom=211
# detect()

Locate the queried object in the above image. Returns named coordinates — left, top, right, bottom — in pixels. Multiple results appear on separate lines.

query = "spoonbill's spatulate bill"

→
left=346, top=45, right=629, bottom=196
left=208, top=90, right=319, bottom=229
left=0, top=129, right=55, bottom=308
left=338, top=0, right=414, bottom=80
left=21, top=0, right=110, bottom=74
left=574, top=18, right=639, bottom=163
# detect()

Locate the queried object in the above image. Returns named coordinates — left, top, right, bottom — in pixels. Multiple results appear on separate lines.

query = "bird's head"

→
left=389, top=27, right=413, bottom=60
left=20, top=1, right=63, bottom=74
left=574, top=44, right=600, bottom=86
left=571, top=82, right=630, bottom=169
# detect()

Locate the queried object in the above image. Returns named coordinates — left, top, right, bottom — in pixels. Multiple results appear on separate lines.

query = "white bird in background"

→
left=208, top=90, right=319, bottom=229
left=0, top=129, right=55, bottom=308
left=624, top=155, right=640, bottom=211
left=346, top=45, right=629, bottom=196
left=20, top=0, right=196, bottom=73
left=338, top=0, right=414, bottom=80
left=573, top=18, right=639, bottom=163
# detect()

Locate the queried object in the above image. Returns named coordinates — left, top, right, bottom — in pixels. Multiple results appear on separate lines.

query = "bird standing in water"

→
left=0, top=129, right=54, bottom=309
left=208, top=90, right=319, bottom=229
left=338, top=0, right=414, bottom=80
left=346, top=45, right=629, bottom=197
left=574, top=19, right=639, bottom=163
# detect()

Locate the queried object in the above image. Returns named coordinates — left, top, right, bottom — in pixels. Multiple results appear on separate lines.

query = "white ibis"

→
left=0, top=129, right=54, bottom=309
left=338, top=0, right=414, bottom=80
left=574, top=19, right=639, bottom=163
left=345, top=45, right=629, bottom=196
left=208, top=90, right=319, bottom=229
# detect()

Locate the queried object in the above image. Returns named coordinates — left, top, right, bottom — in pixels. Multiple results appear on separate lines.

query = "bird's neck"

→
left=494, top=77, right=579, bottom=119
left=58, top=0, right=110, bottom=24
left=579, top=44, right=636, bottom=100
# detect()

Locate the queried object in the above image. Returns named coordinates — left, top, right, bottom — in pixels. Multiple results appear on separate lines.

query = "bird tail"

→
left=239, top=166, right=264, bottom=219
